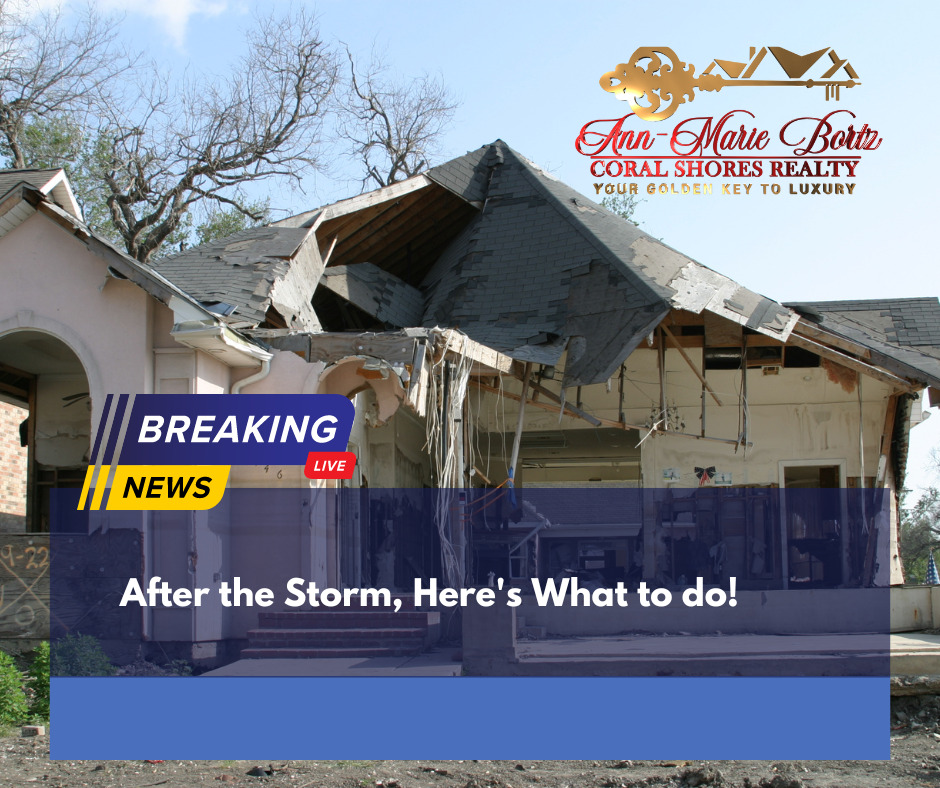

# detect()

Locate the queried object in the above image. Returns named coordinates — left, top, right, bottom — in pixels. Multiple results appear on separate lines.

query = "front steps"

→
left=242, top=598, right=441, bottom=659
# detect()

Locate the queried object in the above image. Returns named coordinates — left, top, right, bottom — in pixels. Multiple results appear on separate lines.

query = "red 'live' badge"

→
left=304, top=451, right=357, bottom=480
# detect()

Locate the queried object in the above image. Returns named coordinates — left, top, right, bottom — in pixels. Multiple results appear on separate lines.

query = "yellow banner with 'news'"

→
left=79, top=465, right=230, bottom=510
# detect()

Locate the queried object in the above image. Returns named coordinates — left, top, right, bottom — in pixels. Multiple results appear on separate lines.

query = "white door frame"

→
left=777, top=460, right=847, bottom=589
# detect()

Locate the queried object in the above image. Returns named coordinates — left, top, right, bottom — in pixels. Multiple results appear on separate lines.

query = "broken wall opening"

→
left=0, top=331, right=90, bottom=532
left=0, top=393, right=28, bottom=533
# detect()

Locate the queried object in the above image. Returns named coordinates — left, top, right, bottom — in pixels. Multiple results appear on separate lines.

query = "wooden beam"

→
left=660, top=324, right=723, bottom=406
left=792, top=319, right=872, bottom=360
left=319, top=175, right=432, bottom=222
left=0, top=361, right=36, bottom=380
left=440, top=331, right=514, bottom=375
left=469, top=379, right=609, bottom=427
left=875, top=394, right=899, bottom=487
left=509, top=374, right=602, bottom=427
left=321, top=235, right=339, bottom=267
left=532, top=381, right=601, bottom=425
left=0, top=380, right=28, bottom=400
left=472, top=466, right=493, bottom=486
left=469, top=380, right=749, bottom=447
left=785, top=333, right=917, bottom=393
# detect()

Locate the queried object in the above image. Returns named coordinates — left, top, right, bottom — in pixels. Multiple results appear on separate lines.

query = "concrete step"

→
left=241, top=646, right=422, bottom=659
left=244, top=596, right=441, bottom=659
left=314, top=594, right=423, bottom=610
left=258, top=610, right=437, bottom=629
left=247, top=627, right=426, bottom=649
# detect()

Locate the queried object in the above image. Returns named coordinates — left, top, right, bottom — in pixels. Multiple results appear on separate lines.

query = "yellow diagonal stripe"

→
left=89, top=465, right=110, bottom=511
left=77, top=466, right=95, bottom=510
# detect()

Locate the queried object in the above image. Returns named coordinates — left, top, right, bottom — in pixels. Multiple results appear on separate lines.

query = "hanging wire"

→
left=425, top=329, right=475, bottom=588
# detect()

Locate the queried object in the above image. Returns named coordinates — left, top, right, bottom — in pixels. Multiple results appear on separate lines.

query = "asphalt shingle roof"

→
left=423, top=141, right=672, bottom=386
left=787, top=298, right=940, bottom=387
left=0, top=169, right=60, bottom=196
left=154, top=227, right=311, bottom=328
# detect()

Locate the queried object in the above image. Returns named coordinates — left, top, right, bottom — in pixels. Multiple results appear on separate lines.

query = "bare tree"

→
left=340, top=50, right=457, bottom=189
left=2, top=7, right=460, bottom=261
left=96, top=9, right=338, bottom=263
left=0, top=2, right=129, bottom=169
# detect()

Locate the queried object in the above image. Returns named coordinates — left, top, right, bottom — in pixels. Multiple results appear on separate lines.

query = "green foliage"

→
left=600, top=193, right=641, bottom=226
left=28, top=642, right=50, bottom=721
left=193, top=201, right=271, bottom=248
left=3, top=115, right=123, bottom=246
left=51, top=633, right=114, bottom=677
left=167, top=659, right=193, bottom=677
left=900, top=487, right=940, bottom=583
left=16, top=116, right=84, bottom=169
left=0, top=651, right=28, bottom=726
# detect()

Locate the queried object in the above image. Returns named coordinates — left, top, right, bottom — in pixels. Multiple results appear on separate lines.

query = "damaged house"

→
left=0, top=142, right=938, bottom=661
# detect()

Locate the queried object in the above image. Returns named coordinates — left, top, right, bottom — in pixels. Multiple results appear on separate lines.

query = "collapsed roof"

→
left=152, top=226, right=321, bottom=331
left=163, top=141, right=802, bottom=387
left=12, top=143, right=939, bottom=394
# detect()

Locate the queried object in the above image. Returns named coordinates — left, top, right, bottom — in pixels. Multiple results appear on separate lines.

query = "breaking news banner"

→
left=76, top=394, right=356, bottom=511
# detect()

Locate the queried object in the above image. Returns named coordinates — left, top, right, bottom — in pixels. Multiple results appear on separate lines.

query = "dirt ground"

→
left=1, top=697, right=939, bottom=788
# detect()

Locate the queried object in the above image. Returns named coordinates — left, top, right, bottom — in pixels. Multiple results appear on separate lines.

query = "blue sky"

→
left=40, top=0, right=940, bottom=497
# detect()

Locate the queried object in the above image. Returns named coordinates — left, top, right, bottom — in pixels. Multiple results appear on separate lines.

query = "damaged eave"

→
left=789, top=317, right=936, bottom=393
left=665, top=261, right=800, bottom=342
left=435, top=329, right=514, bottom=375
left=791, top=319, right=873, bottom=359
left=171, top=321, right=273, bottom=367
left=786, top=332, right=919, bottom=392
left=244, top=327, right=513, bottom=376
left=29, top=198, right=273, bottom=368
left=657, top=259, right=927, bottom=390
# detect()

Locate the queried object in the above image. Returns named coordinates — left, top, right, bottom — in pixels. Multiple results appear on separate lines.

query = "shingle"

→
left=153, top=227, right=311, bottom=327
left=787, top=298, right=940, bottom=386
left=422, top=141, right=671, bottom=386
left=0, top=168, right=61, bottom=196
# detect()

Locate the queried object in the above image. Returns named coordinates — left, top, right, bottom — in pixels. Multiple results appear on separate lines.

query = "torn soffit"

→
left=244, top=327, right=513, bottom=377
left=276, top=176, right=479, bottom=291
left=153, top=226, right=322, bottom=331
left=787, top=298, right=940, bottom=388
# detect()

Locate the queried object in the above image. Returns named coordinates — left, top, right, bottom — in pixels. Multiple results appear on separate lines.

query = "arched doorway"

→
left=0, top=330, right=91, bottom=532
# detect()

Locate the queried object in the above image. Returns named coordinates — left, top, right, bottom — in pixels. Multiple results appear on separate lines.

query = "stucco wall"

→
left=0, top=212, right=156, bottom=430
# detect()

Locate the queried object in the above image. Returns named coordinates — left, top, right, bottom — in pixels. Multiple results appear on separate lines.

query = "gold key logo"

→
left=601, top=47, right=860, bottom=121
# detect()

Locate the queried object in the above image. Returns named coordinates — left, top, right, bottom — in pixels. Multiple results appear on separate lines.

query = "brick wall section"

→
left=0, top=401, right=28, bottom=531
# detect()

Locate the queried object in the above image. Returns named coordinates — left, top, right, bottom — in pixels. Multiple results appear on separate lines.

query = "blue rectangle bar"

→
left=51, top=676, right=889, bottom=760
